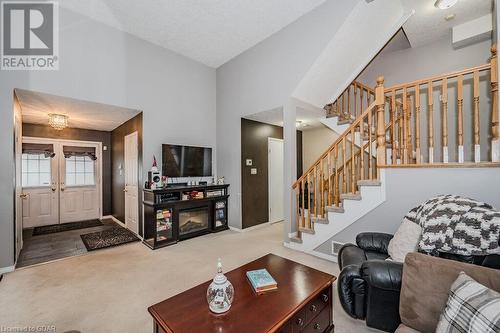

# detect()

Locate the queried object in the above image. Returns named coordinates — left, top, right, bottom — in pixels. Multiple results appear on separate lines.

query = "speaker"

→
left=148, top=171, right=161, bottom=187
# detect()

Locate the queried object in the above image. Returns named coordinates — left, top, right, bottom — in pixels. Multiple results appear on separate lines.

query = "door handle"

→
left=19, top=193, right=28, bottom=199
left=123, top=189, right=128, bottom=193
left=61, top=187, right=65, bottom=192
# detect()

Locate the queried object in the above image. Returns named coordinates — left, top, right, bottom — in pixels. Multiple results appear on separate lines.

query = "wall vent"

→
left=331, top=241, right=344, bottom=255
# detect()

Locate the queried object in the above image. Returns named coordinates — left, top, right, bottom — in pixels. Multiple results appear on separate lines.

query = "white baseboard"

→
left=0, top=265, right=15, bottom=275
left=102, top=215, right=124, bottom=224
left=229, top=220, right=282, bottom=233
left=283, top=242, right=338, bottom=263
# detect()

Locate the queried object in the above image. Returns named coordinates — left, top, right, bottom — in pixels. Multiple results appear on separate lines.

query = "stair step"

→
left=326, top=205, right=345, bottom=213
left=357, top=179, right=381, bottom=186
left=299, top=227, right=315, bottom=235
left=340, top=193, right=362, bottom=201
left=311, top=216, right=329, bottom=224
left=337, top=118, right=353, bottom=125
left=290, top=236, right=303, bottom=244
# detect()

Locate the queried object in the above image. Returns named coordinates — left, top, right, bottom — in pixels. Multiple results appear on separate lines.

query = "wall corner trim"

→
left=0, top=265, right=15, bottom=275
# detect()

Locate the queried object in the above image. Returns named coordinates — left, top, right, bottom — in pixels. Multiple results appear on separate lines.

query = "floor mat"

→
left=32, top=219, right=104, bottom=236
left=80, top=226, right=139, bottom=251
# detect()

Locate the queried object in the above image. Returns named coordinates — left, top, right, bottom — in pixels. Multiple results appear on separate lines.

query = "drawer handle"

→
left=314, top=323, right=321, bottom=330
left=322, top=294, right=329, bottom=303
left=310, top=304, right=317, bottom=312
left=296, top=317, right=304, bottom=326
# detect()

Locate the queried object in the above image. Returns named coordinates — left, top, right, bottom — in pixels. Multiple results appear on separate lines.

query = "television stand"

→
left=142, top=184, right=229, bottom=249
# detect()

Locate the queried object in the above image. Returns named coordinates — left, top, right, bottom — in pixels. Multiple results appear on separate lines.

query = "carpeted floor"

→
left=0, top=222, right=381, bottom=333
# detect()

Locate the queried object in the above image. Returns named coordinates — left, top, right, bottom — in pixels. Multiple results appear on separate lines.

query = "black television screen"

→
left=162, top=144, right=212, bottom=177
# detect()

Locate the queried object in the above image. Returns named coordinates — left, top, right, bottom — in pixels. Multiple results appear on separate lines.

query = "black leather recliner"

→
left=337, top=232, right=500, bottom=333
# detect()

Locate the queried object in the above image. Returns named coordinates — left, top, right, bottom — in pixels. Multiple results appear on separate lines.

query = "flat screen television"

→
left=162, top=144, right=212, bottom=177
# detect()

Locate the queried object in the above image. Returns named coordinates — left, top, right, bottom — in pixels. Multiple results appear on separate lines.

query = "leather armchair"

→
left=338, top=232, right=500, bottom=332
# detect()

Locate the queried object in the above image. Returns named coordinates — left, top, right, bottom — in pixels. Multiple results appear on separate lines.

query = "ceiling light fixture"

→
left=434, top=0, right=458, bottom=10
left=444, top=13, right=456, bottom=21
left=48, top=113, right=68, bottom=130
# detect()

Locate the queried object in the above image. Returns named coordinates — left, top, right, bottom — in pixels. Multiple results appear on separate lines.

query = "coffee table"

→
left=148, top=253, right=336, bottom=333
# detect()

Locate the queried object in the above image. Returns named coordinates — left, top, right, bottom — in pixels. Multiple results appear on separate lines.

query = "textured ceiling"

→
left=16, top=89, right=140, bottom=131
left=401, top=0, right=492, bottom=47
left=60, top=0, right=326, bottom=68
left=244, top=106, right=325, bottom=130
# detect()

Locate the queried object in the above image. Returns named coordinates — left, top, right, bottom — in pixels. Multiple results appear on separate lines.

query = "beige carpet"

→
left=0, top=222, right=381, bottom=333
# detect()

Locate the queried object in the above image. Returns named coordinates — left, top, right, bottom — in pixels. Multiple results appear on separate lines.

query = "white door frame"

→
left=268, top=137, right=284, bottom=224
left=124, top=131, right=139, bottom=235
left=21, top=137, right=103, bottom=223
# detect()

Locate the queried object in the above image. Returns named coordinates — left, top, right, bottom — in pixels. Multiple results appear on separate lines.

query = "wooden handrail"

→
left=293, top=100, right=377, bottom=188
left=384, top=63, right=491, bottom=92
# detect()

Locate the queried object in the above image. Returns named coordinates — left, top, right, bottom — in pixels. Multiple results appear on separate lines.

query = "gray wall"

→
left=358, top=36, right=493, bottom=162
left=0, top=8, right=216, bottom=269
left=315, top=167, right=500, bottom=255
left=216, top=0, right=357, bottom=229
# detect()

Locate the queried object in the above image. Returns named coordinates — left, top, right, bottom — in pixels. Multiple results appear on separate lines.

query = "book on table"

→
left=246, top=269, right=278, bottom=294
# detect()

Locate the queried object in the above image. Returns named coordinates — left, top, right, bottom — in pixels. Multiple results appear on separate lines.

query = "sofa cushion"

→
left=399, top=253, right=500, bottom=333
left=388, top=219, right=422, bottom=262
left=436, top=272, right=500, bottom=333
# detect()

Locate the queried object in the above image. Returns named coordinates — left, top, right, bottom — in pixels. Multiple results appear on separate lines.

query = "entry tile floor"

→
left=17, top=218, right=118, bottom=268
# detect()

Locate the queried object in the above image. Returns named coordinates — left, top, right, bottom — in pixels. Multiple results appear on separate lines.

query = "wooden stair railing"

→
left=324, top=81, right=375, bottom=122
left=293, top=75, right=384, bottom=233
left=292, top=45, right=500, bottom=237
left=382, top=46, right=499, bottom=166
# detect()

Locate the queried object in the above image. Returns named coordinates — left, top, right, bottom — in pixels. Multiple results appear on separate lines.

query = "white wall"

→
left=358, top=36, right=492, bottom=87
left=293, top=0, right=408, bottom=108
left=315, top=167, right=500, bottom=255
left=216, top=0, right=358, bottom=229
left=302, top=125, right=339, bottom=170
left=0, top=8, right=216, bottom=269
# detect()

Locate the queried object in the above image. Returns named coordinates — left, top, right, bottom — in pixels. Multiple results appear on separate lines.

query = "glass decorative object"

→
left=206, top=258, right=234, bottom=314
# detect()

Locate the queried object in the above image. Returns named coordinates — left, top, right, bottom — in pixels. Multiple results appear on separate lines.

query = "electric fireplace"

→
left=179, top=206, right=209, bottom=237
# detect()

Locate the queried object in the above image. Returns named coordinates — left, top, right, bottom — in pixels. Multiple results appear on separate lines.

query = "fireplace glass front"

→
left=179, top=207, right=209, bottom=236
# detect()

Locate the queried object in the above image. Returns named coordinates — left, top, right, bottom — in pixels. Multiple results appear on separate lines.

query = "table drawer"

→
left=303, top=306, right=331, bottom=333
left=305, top=287, right=331, bottom=323
left=291, top=307, right=307, bottom=333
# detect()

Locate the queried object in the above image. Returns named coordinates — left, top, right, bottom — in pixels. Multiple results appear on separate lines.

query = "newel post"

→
left=375, top=76, right=386, bottom=166
left=491, top=45, right=500, bottom=162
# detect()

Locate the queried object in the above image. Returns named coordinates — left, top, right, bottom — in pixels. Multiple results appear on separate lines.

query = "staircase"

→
left=287, top=46, right=500, bottom=259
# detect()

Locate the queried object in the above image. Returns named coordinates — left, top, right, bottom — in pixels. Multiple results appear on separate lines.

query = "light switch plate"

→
left=246, top=159, right=253, bottom=166
left=250, top=168, right=257, bottom=175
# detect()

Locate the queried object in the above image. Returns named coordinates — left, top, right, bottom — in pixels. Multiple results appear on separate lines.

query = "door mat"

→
left=32, top=219, right=104, bottom=236
left=80, top=226, right=139, bottom=251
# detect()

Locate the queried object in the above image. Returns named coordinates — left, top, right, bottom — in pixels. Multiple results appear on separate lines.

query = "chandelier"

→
left=48, top=113, right=68, bottom=130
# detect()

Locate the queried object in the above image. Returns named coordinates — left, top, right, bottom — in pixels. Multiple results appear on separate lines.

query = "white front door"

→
left=268, top=138, right=284, bottom=223
left=21, top=139, right=102, bottom=228
left=21, top=152, right=59, bottom=228
left=124, top=132, right=139, bottom=235
left=60, top=147, right=100, bottom=223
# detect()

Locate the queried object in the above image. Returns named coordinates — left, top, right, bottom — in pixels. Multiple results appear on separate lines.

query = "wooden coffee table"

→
left=148, top=253, right=336, bottom=333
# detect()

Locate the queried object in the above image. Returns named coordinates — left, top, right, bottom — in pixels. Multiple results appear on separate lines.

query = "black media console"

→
left=143, top=184, right=229, bottom=249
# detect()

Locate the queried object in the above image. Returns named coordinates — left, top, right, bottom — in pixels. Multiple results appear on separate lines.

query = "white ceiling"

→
left=401, top=0, right=492, bottom=47
left=244, top=106, right=325, bottom=130
left=60, top=0, right=326, bottom=68
left=16, top=89, right=140, bottom=131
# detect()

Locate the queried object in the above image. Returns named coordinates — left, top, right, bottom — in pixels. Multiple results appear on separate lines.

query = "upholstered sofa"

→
left=337, top=232, right=500, bottom=332
left=396, top=252, right=500, bottom=333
